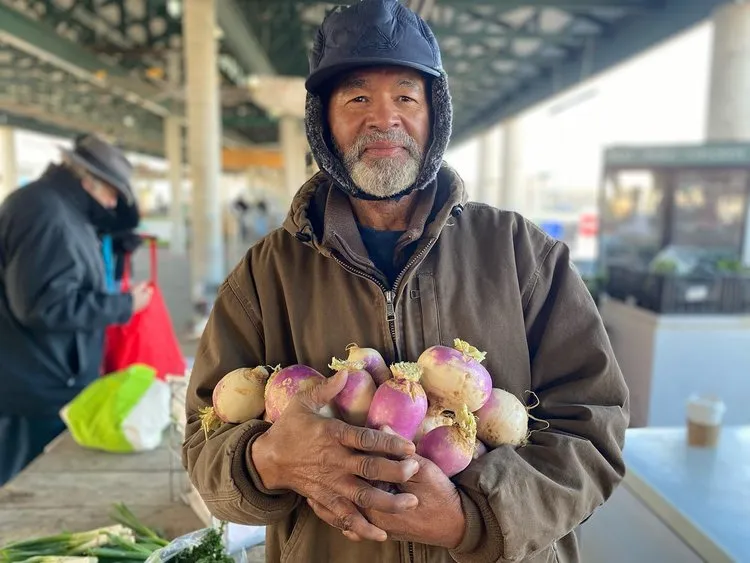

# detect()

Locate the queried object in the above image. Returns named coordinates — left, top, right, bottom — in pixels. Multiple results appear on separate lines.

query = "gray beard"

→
left=338, top=131, right=424, bottom=198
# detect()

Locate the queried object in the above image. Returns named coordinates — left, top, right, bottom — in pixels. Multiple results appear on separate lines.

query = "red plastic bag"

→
left=103, top=237, right=186, bottom=380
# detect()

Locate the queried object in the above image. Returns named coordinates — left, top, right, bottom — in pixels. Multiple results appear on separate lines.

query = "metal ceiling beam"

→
left=292, top=0, right=656, bottom=7
left=431, top=27, right=599, bottom=40
left=216, top=0, right=276, bottom=75
left=0, top=3, right=172, bottom=117
left=453, top=0, right=722, bottom=143
left=0, top=99, right=163, bottom=154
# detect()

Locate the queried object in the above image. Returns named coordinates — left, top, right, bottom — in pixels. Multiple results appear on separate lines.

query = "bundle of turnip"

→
left=329, top=357, right=376, bottom=426
left=264, top=364, right=334, bottom=422
left=345, top=343, right=391, bottom=386
left=418, top=339, right=492, bottom=412
left=366, top=362, right=427, bottom=440
left=199, top=366, right=270, bottom=438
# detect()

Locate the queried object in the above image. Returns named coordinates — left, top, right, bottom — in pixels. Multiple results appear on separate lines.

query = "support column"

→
left=499, top=118, right=525, bottom=213
left=476, top=125, right=502, bottom=206
left=0, top=126, right=17, bottom=202
left=705, top=3, right=750, bottom=266
left=280, top=116, right=307, bottom=198
left=706, top=2, right=750, bottom=141
left=183, top=0, right=223, bottom=324
left=165, top=51, right=186, bottom=255
left=165, top=117, right=185, bottom=254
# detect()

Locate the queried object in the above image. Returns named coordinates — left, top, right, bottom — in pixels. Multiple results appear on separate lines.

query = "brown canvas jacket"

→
left=183, top=165, right=630, bottom=563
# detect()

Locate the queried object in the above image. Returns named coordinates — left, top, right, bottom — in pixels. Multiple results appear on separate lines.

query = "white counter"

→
left=580, top=426, right=750, bottom=563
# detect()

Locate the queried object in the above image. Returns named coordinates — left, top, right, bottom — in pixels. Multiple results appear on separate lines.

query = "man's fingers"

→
left=343, top=454, right=419, bottom=484
left=307, top=499, right=364, bottom=542
left=306, top=496, right=387, bottom=542
left=293, top=370, right=349, bottom=412
left=336, top=476, right=418, bottom=513
left=333, top=423, right=415, bottom=458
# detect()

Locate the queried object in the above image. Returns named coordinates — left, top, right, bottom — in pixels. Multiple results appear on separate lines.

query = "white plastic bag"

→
left=145, top=528, right=248, bottom=563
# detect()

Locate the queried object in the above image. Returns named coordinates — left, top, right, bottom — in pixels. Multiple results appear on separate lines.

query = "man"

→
left=0, top=134, right=153, bottom=485
left=183, top=1, right=629, bottom=562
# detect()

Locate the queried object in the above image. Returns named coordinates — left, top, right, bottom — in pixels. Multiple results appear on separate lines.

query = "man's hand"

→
left=308, top=453, right=466, bottom=549
left=251, top=370, right=420, bottom=543
left=130, top=282, right=153, bottom=314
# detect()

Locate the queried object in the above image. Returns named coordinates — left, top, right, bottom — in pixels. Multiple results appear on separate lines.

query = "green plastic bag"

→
left=60, top=364, right=171, bottom=453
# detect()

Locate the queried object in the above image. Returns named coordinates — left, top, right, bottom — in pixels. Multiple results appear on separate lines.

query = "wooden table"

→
left=0, top=430, right=203, bottom=544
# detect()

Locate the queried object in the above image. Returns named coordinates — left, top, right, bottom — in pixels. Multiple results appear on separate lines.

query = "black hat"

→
left=61, top=134, right=135, bottom=204
left=305, top=0, right=443, bottom=93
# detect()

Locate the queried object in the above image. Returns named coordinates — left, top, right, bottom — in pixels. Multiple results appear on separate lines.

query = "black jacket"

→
left=0, top=166, right=133, bottom=416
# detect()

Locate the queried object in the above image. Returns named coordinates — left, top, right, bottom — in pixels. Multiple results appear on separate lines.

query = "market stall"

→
left=0, top=428, right=202, bottom=545
left=598, top=142, right=750, bottom=427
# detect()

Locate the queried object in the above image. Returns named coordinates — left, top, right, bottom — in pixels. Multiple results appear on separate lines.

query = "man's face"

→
left=82, top=174, right=120, bottom=209
left=328, top=66, right=431, bottom=198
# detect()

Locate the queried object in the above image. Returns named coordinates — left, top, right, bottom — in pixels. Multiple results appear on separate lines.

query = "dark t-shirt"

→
left=357, top=225, right=406, bottom=287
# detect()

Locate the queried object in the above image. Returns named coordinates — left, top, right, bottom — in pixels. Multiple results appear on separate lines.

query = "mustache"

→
left=345, top=129, right=423, bottom=162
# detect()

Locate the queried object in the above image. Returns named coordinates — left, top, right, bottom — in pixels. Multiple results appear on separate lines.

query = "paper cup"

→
left=686, top=395, right=725, bottom=448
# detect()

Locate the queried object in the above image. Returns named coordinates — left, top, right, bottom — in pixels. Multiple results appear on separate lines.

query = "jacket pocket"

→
left=280, top=504, right=312, bottom=563
left=416, top=273, right=442, bottom=348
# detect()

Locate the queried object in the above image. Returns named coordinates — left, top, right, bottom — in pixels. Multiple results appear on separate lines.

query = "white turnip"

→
left=199, top=366, right=269, bottom=438
left=416, top=404, right=477, bottom=477
left=366, top=362, right=427, bottom=440
left=474, top=388, right=529, bottom=447
left=417, top=339, right=492, bottom=412
left=329, top=357, right=376, bottom=426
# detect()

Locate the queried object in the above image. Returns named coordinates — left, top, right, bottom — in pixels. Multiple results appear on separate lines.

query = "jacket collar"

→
left=283, top=164, right=468, bottom=274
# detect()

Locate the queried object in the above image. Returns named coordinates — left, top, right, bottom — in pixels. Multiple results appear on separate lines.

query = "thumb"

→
left=294, top=370, right=348, bottom=412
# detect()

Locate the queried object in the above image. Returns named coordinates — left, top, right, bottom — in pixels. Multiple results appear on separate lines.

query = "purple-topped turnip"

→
left=329, top=357, right=376, bottom=426
left=417, top=339, right=492, bottom=412
left=366, top=362, right=427, bottom=440
left=264, top=364, right=332, bottom=422
left=416, top=404, right=477, bottom=477
left=345, top=343, right=391, bottom=386
left=414, top=403, right=455, bottom=443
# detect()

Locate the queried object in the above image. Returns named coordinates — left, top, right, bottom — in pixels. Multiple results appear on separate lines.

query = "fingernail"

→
left=406, top=460, right=419, bottom=474
left=406, top=495, right=418, bottom=508
left=376, top=531, right=388, bottom=542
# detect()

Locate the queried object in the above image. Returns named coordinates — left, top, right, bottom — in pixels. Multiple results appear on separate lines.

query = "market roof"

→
left=0, top=0, right=729, bottom=155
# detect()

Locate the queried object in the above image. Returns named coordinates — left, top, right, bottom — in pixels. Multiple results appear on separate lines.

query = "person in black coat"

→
left=0, top=134, right=154, bottom=485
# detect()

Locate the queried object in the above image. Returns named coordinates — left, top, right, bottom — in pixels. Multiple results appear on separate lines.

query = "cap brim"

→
left=305, top=57, right=442, bottom=92
left=60, top=147, right=134, bottom=204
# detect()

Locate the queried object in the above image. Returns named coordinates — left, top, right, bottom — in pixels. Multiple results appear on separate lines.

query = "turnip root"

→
left=199, top=366, right=269, bottom=438
left=475, top=388, right=529, bottom=447
left=345, top=343, right=391, bottom=386
left=473, top=439, right=488, bottom=459
left=264, top=364, right=330, bottom=422
left=417, top=339, right=492, bottom=412
left=414, top=403, right=455, bottom=443
left=416, top=404, right=477, bottom=477
left=366, top=362, right=427, bottom=440
left=329, top=357, right=376, bottom=426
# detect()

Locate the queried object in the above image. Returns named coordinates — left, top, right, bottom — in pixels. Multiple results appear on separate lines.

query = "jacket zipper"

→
left=333, top=243, right=435, bottom=563
left=333, top=238, right=436, bottom=362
